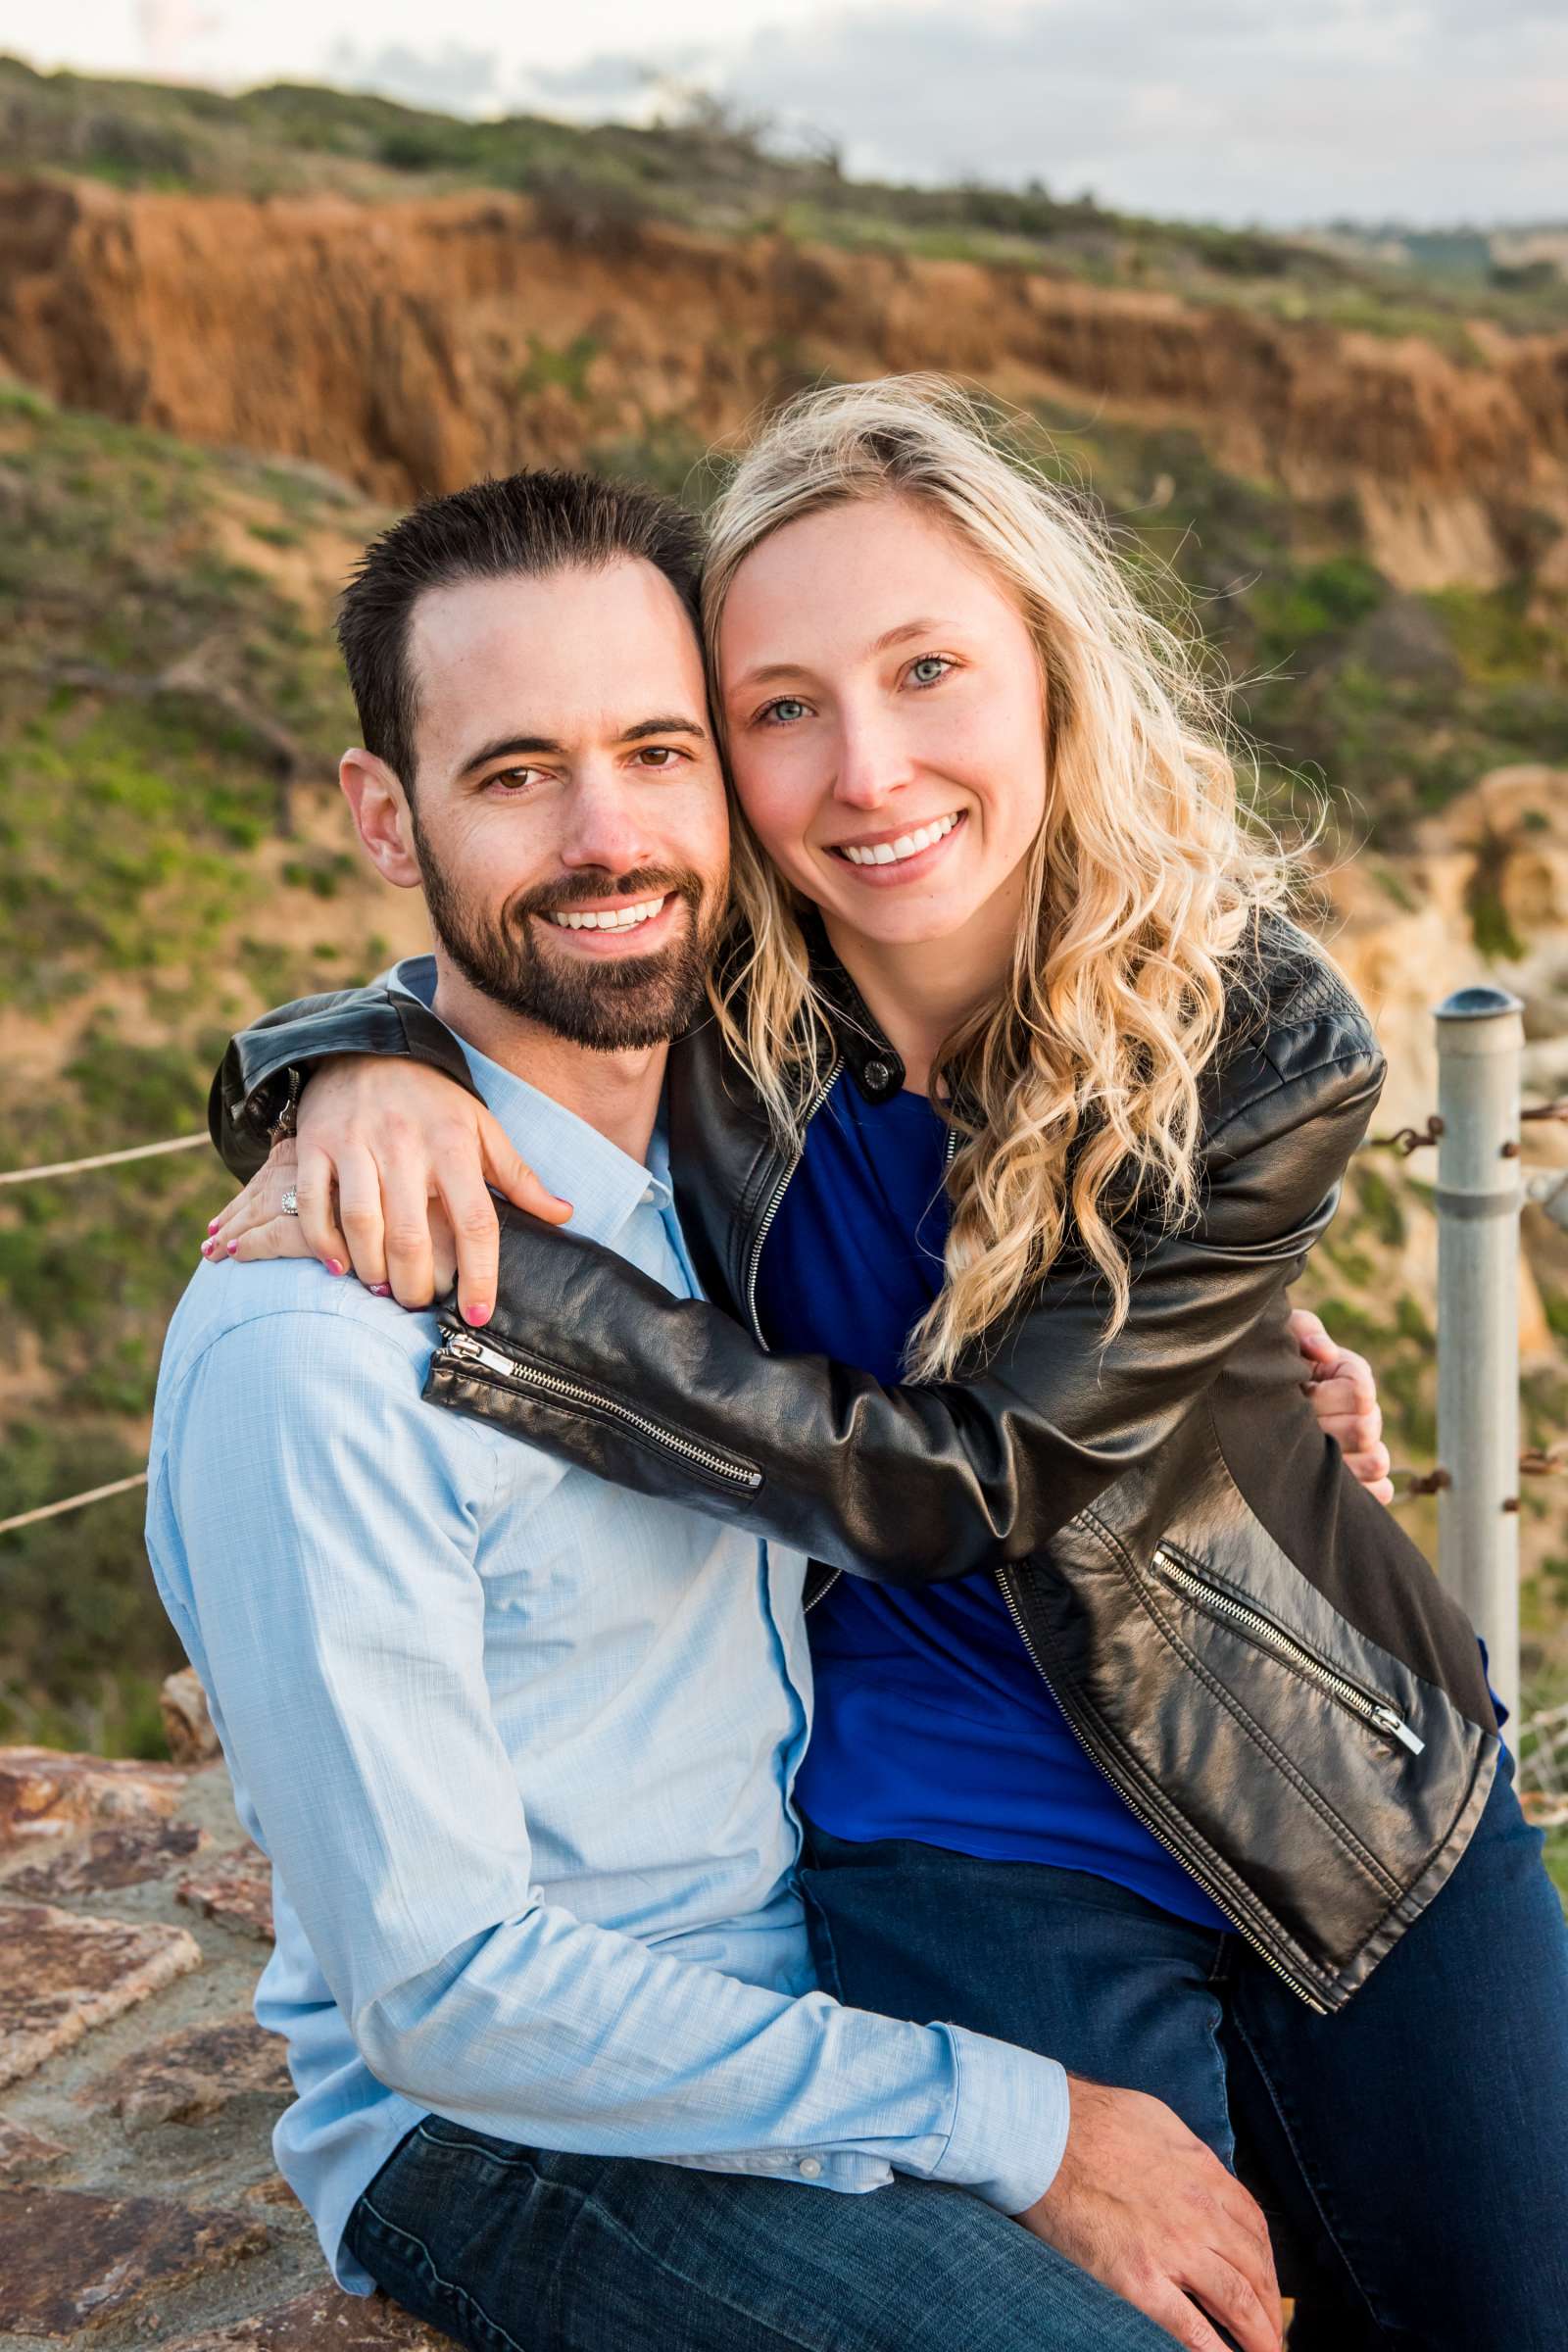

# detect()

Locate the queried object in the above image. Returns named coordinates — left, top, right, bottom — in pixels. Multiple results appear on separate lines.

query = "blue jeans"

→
left=343, top=2121, right=1175, bottom=2352
left=800, top=1753, right=1568, bottom=2351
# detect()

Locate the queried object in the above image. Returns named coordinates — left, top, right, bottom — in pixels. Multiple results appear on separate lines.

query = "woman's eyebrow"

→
left=869, top=617, right=944, bottom=654
left=729, top=619, right=948, bottom=693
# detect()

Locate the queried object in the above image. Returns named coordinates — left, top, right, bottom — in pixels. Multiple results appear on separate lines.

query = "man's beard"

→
left=412, top=829, right=722, bottom=1053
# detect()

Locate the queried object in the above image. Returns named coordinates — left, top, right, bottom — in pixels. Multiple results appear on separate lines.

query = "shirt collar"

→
left=387, top=956, right=672, bottom=1251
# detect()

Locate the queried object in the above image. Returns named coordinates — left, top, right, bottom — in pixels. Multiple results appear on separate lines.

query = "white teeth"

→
left=545, top=895, right=669, bottom=932
left=839, top=812, right=959, bottom=867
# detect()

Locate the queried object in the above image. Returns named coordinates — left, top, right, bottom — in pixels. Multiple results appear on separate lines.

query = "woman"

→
left=207, top=377, right=1566, bottom=2345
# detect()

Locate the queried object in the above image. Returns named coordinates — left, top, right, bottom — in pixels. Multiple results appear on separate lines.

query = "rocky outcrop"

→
left=0, top=1718, right=456, bottom=2349
left=1321, top=764, right=1568, bottom=1133
left=3, top=176, right=1566, bottom=590
left=1311, top=764, right=1568, bottom=1371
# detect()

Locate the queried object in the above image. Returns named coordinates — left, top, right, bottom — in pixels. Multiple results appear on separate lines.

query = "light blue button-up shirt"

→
left=145, top=957, right=1068, bottom=2290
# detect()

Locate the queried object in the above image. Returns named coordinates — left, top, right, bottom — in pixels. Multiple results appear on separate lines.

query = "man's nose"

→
left=830, top=706, right=913, bottom=812
left=558, top=774, right=656, bottom=874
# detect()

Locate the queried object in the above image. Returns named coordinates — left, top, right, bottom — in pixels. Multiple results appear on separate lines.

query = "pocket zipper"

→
left=1152, top=1545, right=1425, bottom=1756
left=432, top=1325, right=762, bottom=1493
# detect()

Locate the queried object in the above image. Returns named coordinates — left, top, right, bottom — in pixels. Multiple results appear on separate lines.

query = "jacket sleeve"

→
left=424, top=1025, right=1387, bottom=1586
left=209, top=980, right=481, bottom=1182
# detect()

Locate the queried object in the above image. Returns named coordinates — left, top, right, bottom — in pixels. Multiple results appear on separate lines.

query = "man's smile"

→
left=532, top=891, right=682, bottom=953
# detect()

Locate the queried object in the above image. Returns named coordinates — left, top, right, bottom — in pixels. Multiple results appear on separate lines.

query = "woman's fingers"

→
left=428, top=1109, right=568, bottom=1325
left=427, top=1201, right=459, bottom=1299
left=210, top=1146, right=317, bottom=1265
left=435, top=1151, right=502, bottom=1328
left=206, top=1062, right=569, bottom=1313
left=333, top=1145, right=391, bottom=1290
left=203, top=1141, right=298, bottom=1255
left=288, top=1139, right=351, bottom=1277
left=378, top=1146, right=439, bottom=1308
left=478, top=1110, right=571, bottom=1226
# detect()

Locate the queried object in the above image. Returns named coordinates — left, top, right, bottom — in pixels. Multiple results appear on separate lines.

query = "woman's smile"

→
left=824, top=808, right=967, bottom=882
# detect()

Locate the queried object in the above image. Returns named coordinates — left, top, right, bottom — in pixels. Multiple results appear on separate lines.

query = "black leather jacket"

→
left=211, top=912, right=1498, bottom=2015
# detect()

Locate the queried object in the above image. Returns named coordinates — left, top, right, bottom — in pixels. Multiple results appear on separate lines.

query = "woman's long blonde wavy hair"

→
left=701, top=375, right=1295, bottom=1378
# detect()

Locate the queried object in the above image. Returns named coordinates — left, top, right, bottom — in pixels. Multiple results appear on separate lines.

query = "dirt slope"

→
left=4, top=176, right=1568, bottom=591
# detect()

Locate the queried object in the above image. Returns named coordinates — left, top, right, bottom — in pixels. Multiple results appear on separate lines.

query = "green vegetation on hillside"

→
left=1012, top=409, right=1568, bottom=854
left=0, top=382, right=397, bottom=1753
left=5, top=53, right=1566, bottom=344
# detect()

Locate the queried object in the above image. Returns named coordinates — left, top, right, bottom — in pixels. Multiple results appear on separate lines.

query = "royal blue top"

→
left=754, top=1077, right=1231, bottom=1932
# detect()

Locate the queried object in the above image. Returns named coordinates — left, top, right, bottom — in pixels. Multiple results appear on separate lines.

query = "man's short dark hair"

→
left=336, top=470, right=706, bottom=793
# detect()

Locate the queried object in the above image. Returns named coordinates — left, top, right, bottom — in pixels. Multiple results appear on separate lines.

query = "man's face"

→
left=400, top=560, right=730, bottom=1051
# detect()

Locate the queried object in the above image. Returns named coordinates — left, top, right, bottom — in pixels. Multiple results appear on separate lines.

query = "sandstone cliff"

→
left=4, top=176, right=1567, bottom=593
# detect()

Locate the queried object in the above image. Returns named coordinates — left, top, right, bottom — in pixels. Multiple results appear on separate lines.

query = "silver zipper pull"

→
left=1373, top=1704, right=1425, bottom=1756
left=438, top=1329, right=515, bottom=1379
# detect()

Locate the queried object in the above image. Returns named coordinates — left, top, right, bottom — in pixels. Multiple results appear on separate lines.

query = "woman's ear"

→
left=340, top=748, right=423, bottom=890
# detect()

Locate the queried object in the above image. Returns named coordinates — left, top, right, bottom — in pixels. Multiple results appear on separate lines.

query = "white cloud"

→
left=3, top=0, right=1564, bottom=224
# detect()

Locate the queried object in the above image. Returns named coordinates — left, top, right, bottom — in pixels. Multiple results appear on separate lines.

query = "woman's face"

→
left=716, top=495, right=1050, bottom=952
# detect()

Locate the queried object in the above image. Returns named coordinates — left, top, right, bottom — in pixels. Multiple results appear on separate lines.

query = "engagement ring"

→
left=280, top=1189, right=300, bottom=1216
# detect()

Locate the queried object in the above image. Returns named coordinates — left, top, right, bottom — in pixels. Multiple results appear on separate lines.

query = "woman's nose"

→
left=831, top=712, right=911, bottom=810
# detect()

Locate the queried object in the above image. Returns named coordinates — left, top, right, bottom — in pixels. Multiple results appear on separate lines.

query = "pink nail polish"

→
left=200, top=1240, right=215, bottom=1257
left=207, top=1218, right=221, bottom=1235
left=368, top=1283, right=392, bottom=1298
left=224, top=1240, right=238, bottom=1256
left=465, top=1301, right=491, bottom=1326
left=324, top=1259, right=345, bottom=1277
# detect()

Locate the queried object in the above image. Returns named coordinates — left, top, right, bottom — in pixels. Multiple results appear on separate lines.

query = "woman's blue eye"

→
left=764, top=698, right=808, bottom=725
left=908, top=657, right=951, bottom=686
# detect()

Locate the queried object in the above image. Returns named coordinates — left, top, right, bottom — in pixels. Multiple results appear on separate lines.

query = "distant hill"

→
left=2, top=51, right=1565, bottom=342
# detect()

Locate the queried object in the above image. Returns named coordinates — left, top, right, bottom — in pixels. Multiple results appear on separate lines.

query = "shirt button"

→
left=798, top=2157, right=823, bottom=2179
left=863, top=1059, right=892, bottom=1094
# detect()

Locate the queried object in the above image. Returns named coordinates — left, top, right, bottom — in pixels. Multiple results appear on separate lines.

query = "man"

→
left=149, top=470, right=1292, bottom=2352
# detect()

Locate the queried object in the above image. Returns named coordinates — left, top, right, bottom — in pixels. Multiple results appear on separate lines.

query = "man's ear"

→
left=340, top=748, right=422, bottom=890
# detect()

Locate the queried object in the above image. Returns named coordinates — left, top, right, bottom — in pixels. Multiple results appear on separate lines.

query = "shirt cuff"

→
left=930, top=2022, right=1071, bottom=2216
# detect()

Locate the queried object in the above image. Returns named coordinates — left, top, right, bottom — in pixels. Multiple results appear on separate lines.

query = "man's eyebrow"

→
left=455, top=717, right=709, bottom=778
left=728, top=620, right=946, bottom=694
left=619, top=714, right=709, bottom=744
left=455, top=733, right=564, bottom=780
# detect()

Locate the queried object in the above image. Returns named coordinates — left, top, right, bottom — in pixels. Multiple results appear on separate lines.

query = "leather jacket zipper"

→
left=1152, top=1546, right=1425, bottom=1756
left=994, top=1561, right=1334, bottom=2012
left=743, top=1053, right=843, bottom=1612
left=744, top=1055, right=844, bottom=1348
left=433, top=1326, right=762, bottom=1493
left=794, top=1078, right=959, bottom=1619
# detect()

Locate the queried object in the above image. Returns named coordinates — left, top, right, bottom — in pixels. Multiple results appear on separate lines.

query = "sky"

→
left=4, top=0, right=1566, bottom=227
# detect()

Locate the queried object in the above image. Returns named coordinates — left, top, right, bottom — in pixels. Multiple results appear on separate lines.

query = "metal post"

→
left=1435, top=985, right=1525, bottom=1728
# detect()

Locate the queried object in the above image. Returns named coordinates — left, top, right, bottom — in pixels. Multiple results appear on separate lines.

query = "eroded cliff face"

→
left=4, top=175, right=1568, bottom=591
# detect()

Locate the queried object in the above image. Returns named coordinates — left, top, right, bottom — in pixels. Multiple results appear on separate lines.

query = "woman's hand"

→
left=203, top=1055, right=571, bottom=1327
left=1289, top=1306, right=1394, bottom=1503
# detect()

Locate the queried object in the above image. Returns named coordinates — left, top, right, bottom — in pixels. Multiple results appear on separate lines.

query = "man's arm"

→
left=160, top=1305, right=1065, bottom=2214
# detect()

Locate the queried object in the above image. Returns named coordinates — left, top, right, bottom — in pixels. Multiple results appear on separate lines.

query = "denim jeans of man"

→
left=800, top=1752, right=1568, bottom=2351
left=343, top=2120, right=1182, bottom=2352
